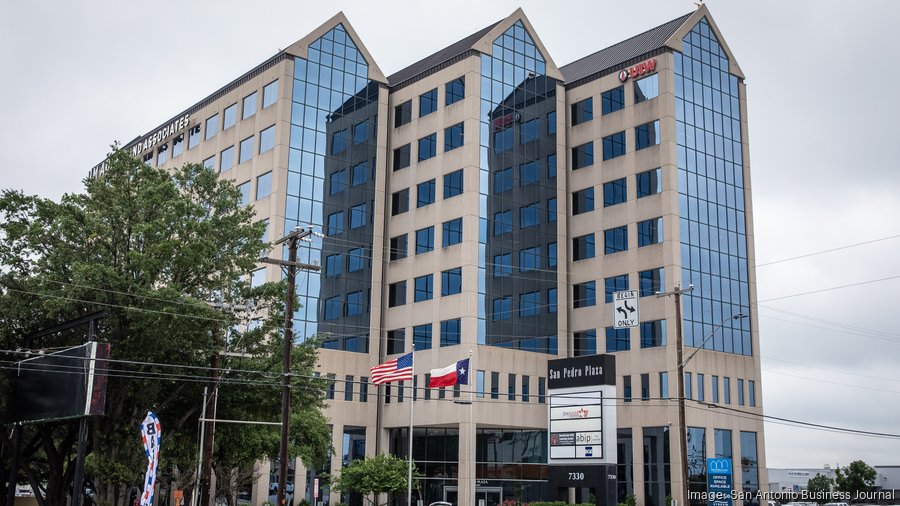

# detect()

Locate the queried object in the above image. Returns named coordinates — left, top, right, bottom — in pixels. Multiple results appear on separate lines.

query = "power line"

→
left=756, top=274, right=900, bottom=303
left=754, top=233, right=900, bottom=268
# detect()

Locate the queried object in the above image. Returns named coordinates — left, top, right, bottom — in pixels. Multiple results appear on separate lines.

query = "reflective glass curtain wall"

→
left=479, top=21, right=558, bottom=354
left=675, top=18, right=751, bottom=355
left=286, top=25, right=379, bottom=352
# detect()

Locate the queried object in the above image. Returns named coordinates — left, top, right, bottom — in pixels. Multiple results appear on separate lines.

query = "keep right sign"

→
left=613, top=290, right=639, bottom=329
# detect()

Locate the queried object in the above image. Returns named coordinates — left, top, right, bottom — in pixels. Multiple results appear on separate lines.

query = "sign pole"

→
left=407, top=347, right=415, bottom=506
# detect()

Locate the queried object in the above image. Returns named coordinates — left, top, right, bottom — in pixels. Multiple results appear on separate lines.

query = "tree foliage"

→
left=834, top=460, right=876, bottom=496
left=807, top=473, right=833, bottom=502
left=329, top=454, right=422, bottom=506
left=0, top=149, right=329, bottom=506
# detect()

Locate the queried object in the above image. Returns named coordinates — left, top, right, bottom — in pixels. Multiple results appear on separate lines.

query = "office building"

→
left=89, top=5, right=766, bottom=506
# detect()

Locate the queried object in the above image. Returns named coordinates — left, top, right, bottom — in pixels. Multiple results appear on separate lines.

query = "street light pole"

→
left=266, top=227, right=319, bottom=506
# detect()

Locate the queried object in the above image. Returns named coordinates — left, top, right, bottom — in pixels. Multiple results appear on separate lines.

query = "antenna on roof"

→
left=694, top=1, right=703, bottom=8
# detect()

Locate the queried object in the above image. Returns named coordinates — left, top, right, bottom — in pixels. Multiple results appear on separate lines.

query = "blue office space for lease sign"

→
left=707, top=458, right=733, bottom=506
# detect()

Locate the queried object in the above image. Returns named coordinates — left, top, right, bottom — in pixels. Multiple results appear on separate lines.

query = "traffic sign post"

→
left=613, top=290, right=639, bottom=329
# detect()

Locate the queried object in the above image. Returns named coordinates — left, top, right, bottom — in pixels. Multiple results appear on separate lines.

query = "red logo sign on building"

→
left=618, top=58, right=657, bottom=82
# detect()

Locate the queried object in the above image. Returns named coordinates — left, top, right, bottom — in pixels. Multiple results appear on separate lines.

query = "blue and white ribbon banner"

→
left=140, top=412, right=161, bottom=505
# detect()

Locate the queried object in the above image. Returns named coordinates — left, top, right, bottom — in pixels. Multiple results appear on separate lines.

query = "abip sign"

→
left=618, top=58, right=657, bottom=82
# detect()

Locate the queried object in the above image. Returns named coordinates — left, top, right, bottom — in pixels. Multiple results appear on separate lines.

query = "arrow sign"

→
left=613, top=290, right=639, bottom=329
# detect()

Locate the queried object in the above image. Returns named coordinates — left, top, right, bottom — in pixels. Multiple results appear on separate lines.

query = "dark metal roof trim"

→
left=388, top=49, right=481, bottom=93
left=564, top=47, right=670, bottom=90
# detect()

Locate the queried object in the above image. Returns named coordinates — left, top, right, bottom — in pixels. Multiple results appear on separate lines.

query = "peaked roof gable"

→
left=664, top=4, right=744, bottom=79
left=283, top=12, right=387, bottom=84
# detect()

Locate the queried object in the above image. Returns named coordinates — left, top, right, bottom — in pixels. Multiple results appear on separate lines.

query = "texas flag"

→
left=428, top=358, right=470, bottom=387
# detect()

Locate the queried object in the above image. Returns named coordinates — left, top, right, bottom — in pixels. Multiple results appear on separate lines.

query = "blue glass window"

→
left=224, top=103, right=237, bottom=129
left=327, top=211, right=344, bottom=236
left=351, top=161, right=369, bottom=186
left=604, top=226, right=628, bottom=254
left=520, top=118, right=540, bottom=143
left=445, top=122, right=464, bottom=151
left=493, top=210, right=512, bottom=236
left=413, top=324, right=432, bottom=350
left=519, top=291, right=540, bottom=317
left=574, top=330, right=596, bottom=356
left=237, top=181, right=250, bottom=206
left=492, top=297, right=512, bottom=320
left=519, top=246, right=541, bottom=272
left=389, top=235, right=407, bottom=261
left=393, top=144, right=411, bottom=170
left=635, top=120, right=660, bottom=150
left=519, top=161, right=539, bottom=186
left=262, top=80, right=278, bottom=108
left=493, top=128, right=513, bottom=153
left=493, top=168, right=513, bottom=193
left=324, top=295, right=342, bottom=321
left=391, top=188, right=409, bottom=215
left=441, top=267, right=462, bottom=296
left=442, top=218, right=463, bottom=247
left=603, top=131, right=626, bottom=160
left=188, top=127, right=201, bottom=150
left=419, top=88, right=438, bottom=117
left=205, top=113, right=219, bottom=140
left=571, top=97, right=593, bottom=125
left=202, top=156, right=215, bottom=170
left=331, top=128, right=350, bottom=155
left=414, top=274, right=433, bottom=302
left=346, top=291, right=365, bottom=316
left=350, top=203, right=367, bottom=229
left=418, top=133, right=437, bottom=161
left=604, top=274, right=629, bottom=303
left=573, top=187, right=594, bottom=215
left=417, top=179, right=436, bottom=208
left=260, top=125, right=275, bottom=154
left=415, top=227, right=434, bottom=253
left=444, top=169, right=464, bottom=198
left=572, top=234, right=595, bottom=261
left=242, top=92, right=257, bottom=119
left=634, top=74, right=659, bottom=103
left=603, top=178, right=627, bottom=207
left=325, top=253, right=342, bottom=277
left=640, top=320, right=667, bottom=348
left=519, top=203, right=540, bottom=228
left=239, top=136, right=254, bottom=163
left=606, top=327, right=631, bottom=351
left=441, top=319, right=461, bottom=346
left=638, top=217, right=663, bottom=246
left=547, top=153, right=557, bottom=178
left=548, top=197, right=556, bottom=222
left=547, top=111, right=557, bottom=134
left=446, top=77, right=465, bottom=106
left=493, top=253, right=512, bottom=277
left=394, top=100, right=412, bottom=127
left=637, top=168, right=662, bottom=198
left=548, top=288, right=557, bottom=313
left=220, top=146, right=234, bottom=172
left=348, top=248, right=367, bottom=272
left=601, top=86, right=625, bottom=115
left=548, top=242, right=557, bottom=267
left=639, top=267, right=665, bottom=297
left=572, top=142, right=594, bottom=169
left=352, top=120, right=369, bottom=144
left=388, top=281, right=406, bottom=307
left=256, top=171, right=272, bottom=200
left=573, top=281, right=596, bottom=308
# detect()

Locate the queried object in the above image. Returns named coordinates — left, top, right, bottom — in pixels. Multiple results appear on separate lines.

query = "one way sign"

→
left=613, top=290, right=639, bottom=329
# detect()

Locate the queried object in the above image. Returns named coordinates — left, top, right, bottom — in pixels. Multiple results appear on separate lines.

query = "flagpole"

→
left=407, top=346, right=415, bottom=506
left=468, top=349, right=474, bottom=506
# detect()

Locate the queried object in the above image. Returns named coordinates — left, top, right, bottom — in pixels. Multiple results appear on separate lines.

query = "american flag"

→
left=370, top=352, right=413, bottom=384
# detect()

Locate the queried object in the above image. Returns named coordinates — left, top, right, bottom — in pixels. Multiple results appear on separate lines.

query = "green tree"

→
left=330, top=454, right=422, bottom=506
left=834, top=460, right=876, bottom=498
left=807, top=473, right=833, bottom=502
left=0, top=149, right=329, bottom=506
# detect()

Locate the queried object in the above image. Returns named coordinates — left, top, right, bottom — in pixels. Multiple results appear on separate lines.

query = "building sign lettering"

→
left=618, top=58, right=657, bottom=82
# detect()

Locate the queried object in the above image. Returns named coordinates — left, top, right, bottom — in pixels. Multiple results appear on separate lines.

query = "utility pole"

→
left=199, top=343, right=220, bottom=506
left=263, top=227, right=319, bottom=506
left=657, top=283, right=692, bottom=506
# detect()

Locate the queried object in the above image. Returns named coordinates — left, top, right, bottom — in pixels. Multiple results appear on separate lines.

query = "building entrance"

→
left=442, top=485, right=502, bottom=506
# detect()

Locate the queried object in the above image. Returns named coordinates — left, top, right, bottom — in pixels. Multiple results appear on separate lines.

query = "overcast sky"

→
left=2, top=0, right=899, bottom=471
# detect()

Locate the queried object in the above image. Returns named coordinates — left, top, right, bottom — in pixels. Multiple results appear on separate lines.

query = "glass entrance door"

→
left=442, top=486, right=502, bottom=506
